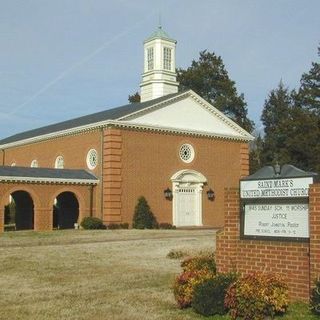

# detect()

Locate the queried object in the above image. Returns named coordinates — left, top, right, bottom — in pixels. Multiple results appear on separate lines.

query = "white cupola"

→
left=140, top=26, right=179, bottom=102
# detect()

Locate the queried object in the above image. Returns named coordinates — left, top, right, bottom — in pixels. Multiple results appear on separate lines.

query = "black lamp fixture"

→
left=207, top=188, right=215, bottom=201
left=274, top=162, right=281, bottom=177
left=164, top=188, right=173, bottom=200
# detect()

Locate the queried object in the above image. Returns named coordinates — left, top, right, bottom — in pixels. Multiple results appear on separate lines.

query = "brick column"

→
left=240, top=143, right=249, bottom=178
left=216, top=188, right=239, bottom=272
left=34, top=207, right=52, bottom=231
left=103, top=128, right=122, bottom=223
left=310, top=183, right=320, bottom=291
left=0, top=206, right=4, bottom=232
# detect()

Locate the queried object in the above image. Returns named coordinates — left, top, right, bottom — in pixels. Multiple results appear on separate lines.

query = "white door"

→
left=171, top=170, right=207, bottom=227
left=177, top=187, right=197, bottom=226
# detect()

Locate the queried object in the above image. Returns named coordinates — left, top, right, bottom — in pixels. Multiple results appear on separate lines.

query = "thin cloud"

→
left=7, top=12, right=156, bottom=117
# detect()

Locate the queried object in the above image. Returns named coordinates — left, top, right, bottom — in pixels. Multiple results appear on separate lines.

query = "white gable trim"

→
left=0, top=90, right=253, bottom=149
left=118, top=90, right=254, bottom=140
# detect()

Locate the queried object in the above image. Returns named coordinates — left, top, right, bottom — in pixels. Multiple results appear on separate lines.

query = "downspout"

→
left=100, top=127, right=104, bottom=220
left=1, top=149, right=5, bottom=165
left=89, top=185, right=94, bottom=217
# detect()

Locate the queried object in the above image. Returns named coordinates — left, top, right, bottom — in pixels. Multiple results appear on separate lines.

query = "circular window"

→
left=179, top=144, right=195, bottom=163
left=86, top=149, right=98, bottom=170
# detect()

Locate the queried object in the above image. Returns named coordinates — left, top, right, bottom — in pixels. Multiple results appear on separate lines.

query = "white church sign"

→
left=240, top=165, right=317, bottom=241
left=243, top=202, right=309, bottom=239
left=240, top=177, right=313, bottom=199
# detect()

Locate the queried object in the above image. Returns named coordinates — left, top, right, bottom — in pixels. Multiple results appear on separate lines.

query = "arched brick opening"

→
left=3, top=190, right=35, bottom=231
left=53, top=192, right=79, bottom=229
left=1, top=186, right=41, bottom=232
left=49, top=186, right=86, bottom=229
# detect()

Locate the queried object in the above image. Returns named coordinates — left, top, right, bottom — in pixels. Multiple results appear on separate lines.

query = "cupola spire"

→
left=140, top=26, right=179, bottom=102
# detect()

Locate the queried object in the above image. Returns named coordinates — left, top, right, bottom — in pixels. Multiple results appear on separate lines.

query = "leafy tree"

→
left=128, top=91, right=141, bottom=103
left=260, top=81, right=293, bottom=166
left=177, top=50, right=254, bottom=132
left=132, top=196, right=158, bottom=229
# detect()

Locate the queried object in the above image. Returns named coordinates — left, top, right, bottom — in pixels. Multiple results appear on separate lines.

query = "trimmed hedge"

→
left=80, top=217, right=106, bottom=230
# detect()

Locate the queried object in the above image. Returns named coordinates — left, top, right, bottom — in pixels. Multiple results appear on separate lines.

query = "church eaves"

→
left=0, top=90, right=254, bottom=149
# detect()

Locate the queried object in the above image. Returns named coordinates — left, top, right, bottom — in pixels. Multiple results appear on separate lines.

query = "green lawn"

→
left=0, top=229, right=316, bottom=320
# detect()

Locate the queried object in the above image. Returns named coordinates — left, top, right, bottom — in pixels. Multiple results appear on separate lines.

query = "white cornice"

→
left=0, top=176, right=99, bottom=185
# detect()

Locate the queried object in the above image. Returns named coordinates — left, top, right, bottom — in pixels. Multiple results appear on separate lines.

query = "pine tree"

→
left=177, top=50, right=254, bottom=132
left=297, top=46, right=320, bottom=116
left=132, top=196, right=158, bottom=229
left=290, top=46, right=320, bottom=173
left=260, top=81, right=292, bottom=166
left=249, top=134, right=263, bottom=174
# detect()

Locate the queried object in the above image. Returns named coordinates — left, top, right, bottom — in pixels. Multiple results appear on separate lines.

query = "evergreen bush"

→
left=192, top=273, right=237, bottom=316
left=311, top=278, right=320, bottom=315
left=159, top=222, right=176, bottom=229
left=80, top=217, right=106, bottom=230
left=132, top=196, right=158, bottom=229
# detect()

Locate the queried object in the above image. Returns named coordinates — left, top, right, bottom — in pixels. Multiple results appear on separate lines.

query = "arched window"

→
left=55, top=156, right=64, bottom=169
left=31, top=160, right=39, bottom=168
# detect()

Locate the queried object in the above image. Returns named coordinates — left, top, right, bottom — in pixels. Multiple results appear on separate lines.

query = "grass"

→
left=0, top=229, right=316, bottom=320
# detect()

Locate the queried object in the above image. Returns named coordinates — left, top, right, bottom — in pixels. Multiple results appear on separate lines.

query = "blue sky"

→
left=0, top=0, right=319, bottom=138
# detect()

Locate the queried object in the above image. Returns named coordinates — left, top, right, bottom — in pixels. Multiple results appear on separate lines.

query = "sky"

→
left=0, top=0, right=319, bottom=139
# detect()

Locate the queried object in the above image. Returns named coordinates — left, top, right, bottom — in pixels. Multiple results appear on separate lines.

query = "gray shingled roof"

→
left=0, top=92, right=182, bottom=145
left=242, top=164, right=318, bottom=180
left=0, top=166, right=98, bottom=184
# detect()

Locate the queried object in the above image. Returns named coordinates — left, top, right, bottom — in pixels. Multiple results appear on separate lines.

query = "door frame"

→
left=171, top=169, right=207, bottom=227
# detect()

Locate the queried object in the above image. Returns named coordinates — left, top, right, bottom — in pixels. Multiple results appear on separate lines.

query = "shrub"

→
left=159, top=222, right=176, bottom=229
left=225, top=272, right=289, bottom=320
left=311, top=278, right=320, bottom=315
left=107, top=223, right=121, bottom=230
left=107, top=223, right=129, bottom=229
left=173, top=252, right=217, bottom=309
left=181, top=252, right=216, bottom=274
left=191, top=272, right=237, bottom=316
left=132, top=196, right=158, bottom=229
left=80, top=217, right=106, bottom=230
left=167, top=249, right=187, bottom=259
left=173, top=270, right=214, bottom=309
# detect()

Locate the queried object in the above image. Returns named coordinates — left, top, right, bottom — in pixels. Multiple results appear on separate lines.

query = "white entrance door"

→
left=171, top=170, right=207, bottom=227
left=177, top=187, right=197, bottom=226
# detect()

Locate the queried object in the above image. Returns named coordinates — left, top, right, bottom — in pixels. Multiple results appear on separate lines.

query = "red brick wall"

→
left=310, top=184, right=320, bottom=289
left=216, top=186, right=320, bottom=302
left=119, top=129, right=248, bottom=227
left=2, top=130, right=102, bottom=220
left=0, top=183, right=93, bottom=232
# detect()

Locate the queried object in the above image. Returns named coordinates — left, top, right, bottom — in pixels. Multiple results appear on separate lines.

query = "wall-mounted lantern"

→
left=164, top=188, right=173, bottom=200
left=207, top=188, right=215, bottom=201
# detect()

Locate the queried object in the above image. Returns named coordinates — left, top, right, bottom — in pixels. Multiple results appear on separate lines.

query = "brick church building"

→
left=0, top=27, right=253, bottom=232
